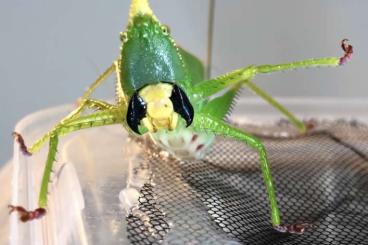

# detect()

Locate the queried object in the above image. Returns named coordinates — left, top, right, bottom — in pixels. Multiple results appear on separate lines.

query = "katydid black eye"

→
left=161, top=25, right=170, bottom=35
left=170, top=84, right=194, bottom=127
left=120, top=32, right=128, bottom=43
left=127, top=92, right=147, bottom=134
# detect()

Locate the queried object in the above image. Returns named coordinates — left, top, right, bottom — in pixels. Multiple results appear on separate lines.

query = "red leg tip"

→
left=12, top=132, right=32, bottom=156
left=304, top=119, right=317, bottom=131
left=274, top=223, right=312, bottom=234
left=9, top=205, right=46, bottom=222
left=339, top=39, right=353, bottom=65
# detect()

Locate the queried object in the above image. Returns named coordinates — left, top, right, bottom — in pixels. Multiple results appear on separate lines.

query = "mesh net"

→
left=126, top=120, right=368, bottom=245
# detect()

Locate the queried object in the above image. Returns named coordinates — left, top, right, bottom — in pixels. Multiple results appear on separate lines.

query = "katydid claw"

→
left=12, top=132, right=32, bottom=156
left=339, top=39, right=353, bottom=65
left=8, top=205, right=46, bottom=222
left=274, top=223, right=312, bottom=234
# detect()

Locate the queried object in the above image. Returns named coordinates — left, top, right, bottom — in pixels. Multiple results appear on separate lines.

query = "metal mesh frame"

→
left=127, top=120, right=368, bottom=245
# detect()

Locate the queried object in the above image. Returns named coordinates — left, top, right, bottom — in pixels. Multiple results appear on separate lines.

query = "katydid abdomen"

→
left=151, top=126, right=215, bottom=160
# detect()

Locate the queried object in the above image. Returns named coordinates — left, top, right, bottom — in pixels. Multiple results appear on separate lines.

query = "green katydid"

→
left=9, top=0, right=353, bottom=234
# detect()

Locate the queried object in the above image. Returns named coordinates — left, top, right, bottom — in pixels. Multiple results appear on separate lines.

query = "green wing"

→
left=202, top=83, right=242, bottom=121
left=179, top=47, right=205, bottom=84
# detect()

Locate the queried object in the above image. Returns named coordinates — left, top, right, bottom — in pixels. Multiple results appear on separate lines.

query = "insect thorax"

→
left=119, top=15, right=190, bottom=96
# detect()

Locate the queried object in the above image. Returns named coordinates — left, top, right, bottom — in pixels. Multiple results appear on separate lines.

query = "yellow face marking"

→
left=129, top=0, right=157, bottom=23
left=139, top=83, right=173, bottom=103
left=139, top=83, right=178, bottom=132
left=170, top=113, right=178, bottom=130
left=146, top=98, right=173, bottom=119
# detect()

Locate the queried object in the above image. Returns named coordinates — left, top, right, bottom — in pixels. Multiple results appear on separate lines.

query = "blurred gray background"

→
left=0, top=0, right=367, bottom=165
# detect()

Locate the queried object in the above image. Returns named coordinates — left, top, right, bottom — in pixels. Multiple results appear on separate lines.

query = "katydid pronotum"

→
left=9, top=0, right=353, bottom=234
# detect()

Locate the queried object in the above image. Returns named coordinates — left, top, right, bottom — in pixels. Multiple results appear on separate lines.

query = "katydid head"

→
left=119, top=0, right=189, bottom=97
left=122, top=0, right=193, bottom=134
left=126, top=82, right=194, bottom=135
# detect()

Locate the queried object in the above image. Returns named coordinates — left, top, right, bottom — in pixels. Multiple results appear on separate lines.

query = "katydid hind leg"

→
left=9, top=135, right=58, bottom=222
left=193, top=113, right=311, bottom=233
left=10, top=109, right=124, bottom=222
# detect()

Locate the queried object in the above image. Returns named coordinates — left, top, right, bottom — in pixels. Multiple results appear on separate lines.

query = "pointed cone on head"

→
left=129, top=0, right=157, bottom=23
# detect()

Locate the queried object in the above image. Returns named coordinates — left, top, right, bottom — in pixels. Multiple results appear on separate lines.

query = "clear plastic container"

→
left=1, top=98, right=368, bottom=245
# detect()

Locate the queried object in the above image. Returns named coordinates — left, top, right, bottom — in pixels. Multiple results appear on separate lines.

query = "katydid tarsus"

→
left=9, top=0, right=353, bottom=234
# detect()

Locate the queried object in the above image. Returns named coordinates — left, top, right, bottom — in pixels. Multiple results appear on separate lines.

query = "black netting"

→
left=127, top=120, right=368, bottom=245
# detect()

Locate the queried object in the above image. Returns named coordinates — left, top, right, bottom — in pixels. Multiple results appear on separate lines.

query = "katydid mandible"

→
left=9, top=0, right=353, bottom=234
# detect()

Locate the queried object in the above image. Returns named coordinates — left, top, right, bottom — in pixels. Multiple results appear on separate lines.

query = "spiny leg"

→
left=9, top=135, right=58, bottom=221
left=15, top=61, right=122, bottom=155
left=203, top=79, right=307, bottom=133
left=244, top=80, right=306, bottom=133
left=193, top=40, right=353, bottom=97
left=64, top=62, right=118, bottom=121
left=10, top=109, right=124, bottom=221
left=77, top=98, right=116, bottom=112
left=201, top=83, right=242, bottom=121
left=114, top=60, right=128, bottom=107
left=68, top=60, right=127, bottom=119
left=11, top=63, right=124, bottom=218
left=13, top=100, right=119, bottom=157
left=80, top=62, right=115, bottom=101
left=30, top=109, right=123, bottom=154
left=193, top=113, right=309, bottom=233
